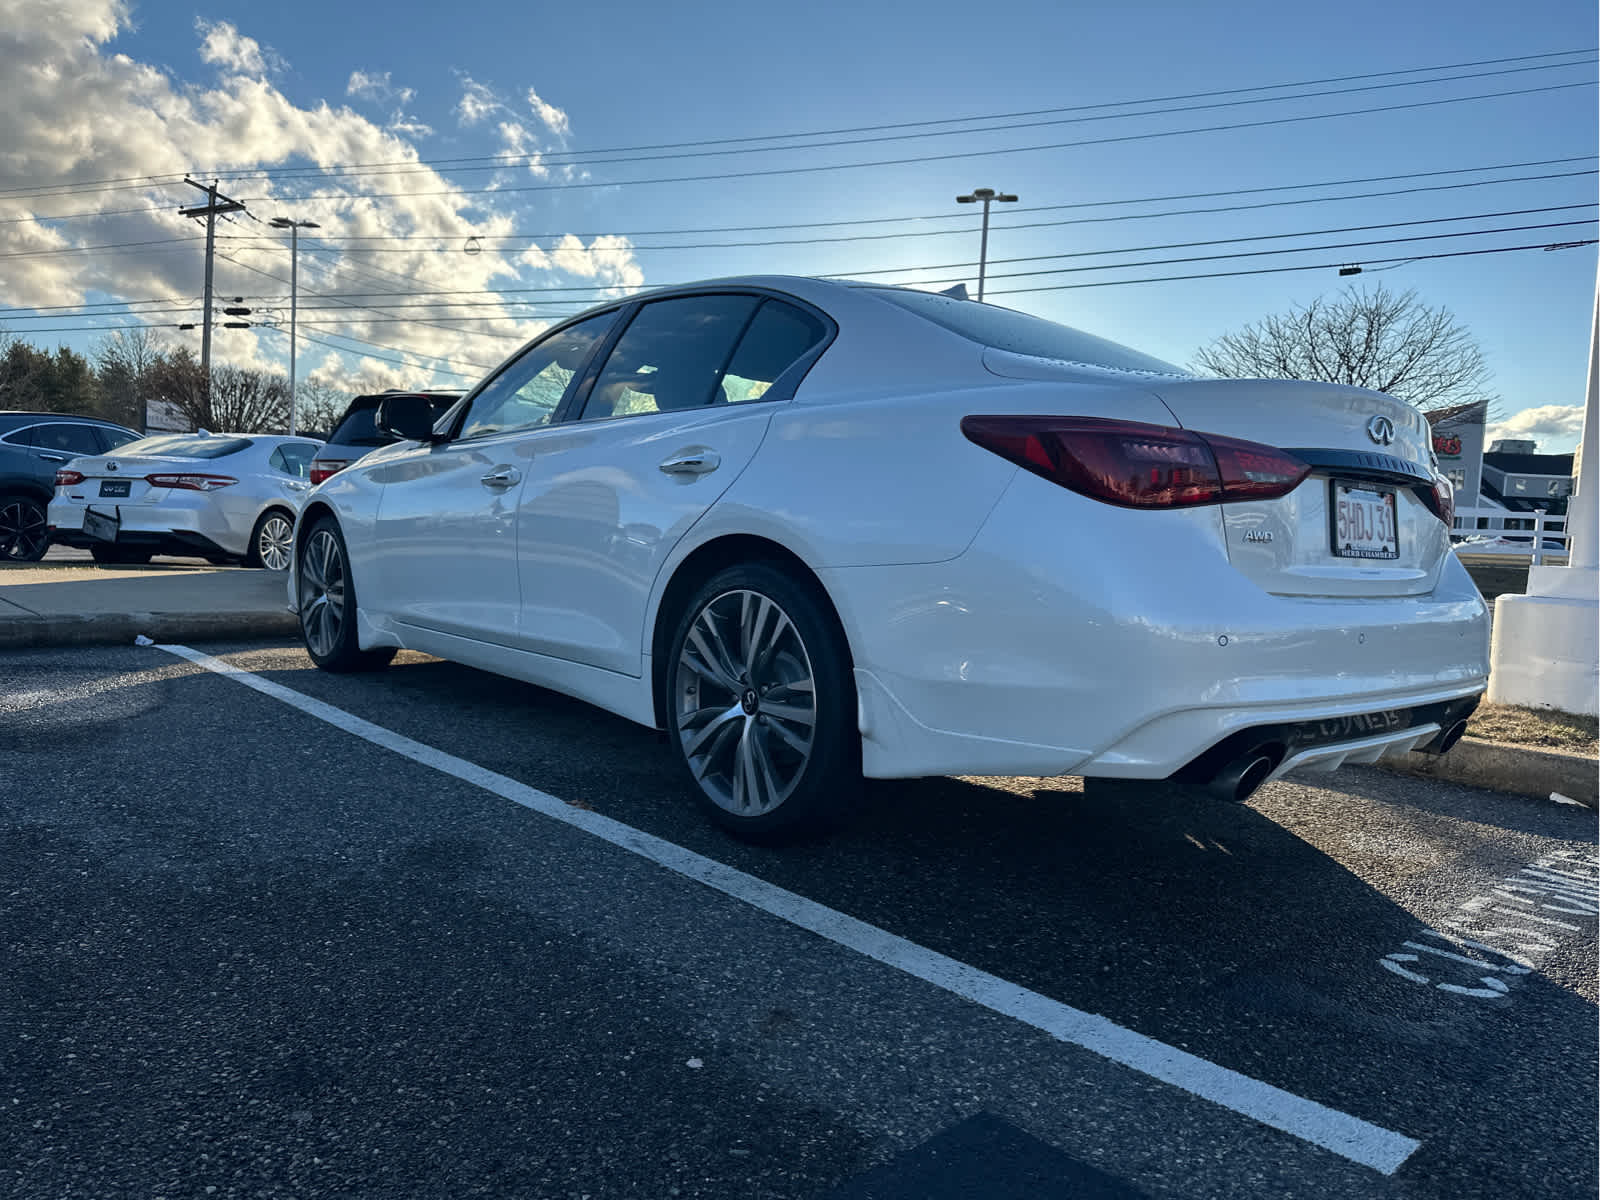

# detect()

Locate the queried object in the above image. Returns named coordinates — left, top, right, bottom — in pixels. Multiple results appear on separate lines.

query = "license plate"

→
left=99, top=480, right=131, bottom=498
left=82, top=507, right=119, bottom=543
left=1331, top=481, right=1399, bottom=560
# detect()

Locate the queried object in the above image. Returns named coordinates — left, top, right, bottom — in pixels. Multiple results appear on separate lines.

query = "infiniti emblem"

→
left=1366, top=415, right=1396, bottom=446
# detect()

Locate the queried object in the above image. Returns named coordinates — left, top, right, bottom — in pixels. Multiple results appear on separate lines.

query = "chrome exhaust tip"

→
left=1207, top=749, right=1278, bottom=804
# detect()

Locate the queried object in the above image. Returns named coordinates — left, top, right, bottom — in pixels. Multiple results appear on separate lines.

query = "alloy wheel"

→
left=299, top=528, right=347, bottom=658
left=257, top=513, right=294, bottom=571
left=0, top=498, right=48, bottom=562
left=674, top=588, right=817, bottom=817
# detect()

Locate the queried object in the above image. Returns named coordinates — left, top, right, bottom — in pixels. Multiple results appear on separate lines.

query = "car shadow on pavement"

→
left=140, top=648, right=1598, bottom=1198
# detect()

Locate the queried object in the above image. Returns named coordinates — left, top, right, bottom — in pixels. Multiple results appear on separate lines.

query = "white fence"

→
left=1452, top=505, right=1568, bottom=565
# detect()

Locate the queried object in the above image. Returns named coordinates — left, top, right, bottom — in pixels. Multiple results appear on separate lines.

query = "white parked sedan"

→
left=49, top=433, right=321, bottom=568
left=290, top=277, right=1488, bottom=840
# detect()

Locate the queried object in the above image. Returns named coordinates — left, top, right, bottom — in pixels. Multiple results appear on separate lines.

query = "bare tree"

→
left=1193, top=284, right=1497, bottom=412
left=144, top=350, right=207, bottom=431
left=293, top=378, right=353, bottom=438
left=208, top=366, right=291, bottom=433
left=143, top=354, right=287, bottom=432
left=93, top=327, right=167, bottom=431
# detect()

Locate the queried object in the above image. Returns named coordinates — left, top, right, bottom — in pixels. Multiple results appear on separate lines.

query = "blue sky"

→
left=1, top=0, right=1594, bottom=449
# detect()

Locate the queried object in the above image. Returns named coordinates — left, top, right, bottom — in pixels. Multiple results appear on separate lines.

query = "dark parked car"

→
left=309, top=391, right=460, bottom=484
left=0, top=412, right=141, bottom=561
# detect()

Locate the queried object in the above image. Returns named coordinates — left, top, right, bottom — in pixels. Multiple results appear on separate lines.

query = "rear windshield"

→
left=112, top=434, right=252, bottom=459
left=328, top=395, right=459, bottom=448
left=864, top=287, right=1188, bottom=376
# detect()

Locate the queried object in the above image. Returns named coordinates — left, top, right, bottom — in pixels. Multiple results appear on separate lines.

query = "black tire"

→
left=247, top=508, right=296, bottom=571
left=296, top=514, right=396, bottom=673
left=664, top=562, right=858, bottom=842
left=0, top=494, right=50, bottom=562
left=89, top=544, right=153, bottom=565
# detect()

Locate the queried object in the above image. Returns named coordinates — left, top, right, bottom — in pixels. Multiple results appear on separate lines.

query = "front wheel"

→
left=296, top=516, right=395, bottom=673
left=665, top=563, right=858, bottom=842
left=0, top=495, right=49, bottom=562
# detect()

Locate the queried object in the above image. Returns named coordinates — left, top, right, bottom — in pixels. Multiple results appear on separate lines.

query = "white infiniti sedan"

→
left=289, top=277, right=1488, bottom=840
left=50, top=433, right=320, bottom=568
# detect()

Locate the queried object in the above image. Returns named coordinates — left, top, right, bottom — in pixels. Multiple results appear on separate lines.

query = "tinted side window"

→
left=459, top=313, right=617, bottom=440
left=581, top=295, right=760, bottom=421
left=33, top=423, right=105, bottom=454
left=719, top=300, right=828, bottom=404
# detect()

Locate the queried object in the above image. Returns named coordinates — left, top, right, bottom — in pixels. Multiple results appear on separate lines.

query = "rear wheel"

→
left=89, top=544, right=153, bottom=565
left=297, top=515, right=395, bottom=673
left=665, top=563, right=858, bottom=842
left=0, top=495, right=49, bottom=562
left=248, top=508, right=295, bottom=571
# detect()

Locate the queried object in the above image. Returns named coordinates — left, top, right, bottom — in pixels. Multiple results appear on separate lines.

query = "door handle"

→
left=480, top=465, right=522, bottom=489
left=38, top=453, right=67, bottom=463
left=658, top=448, right=720, bottom=477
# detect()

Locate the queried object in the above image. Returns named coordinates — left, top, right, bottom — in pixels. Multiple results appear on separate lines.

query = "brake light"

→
left=145, top=473, right=237, bottom=492
left=309, top=460, right=349, bottom=485
left=1428, top=476, right=1456, bottom=529
left=960, top=416, right=1310, bottom=509
left=54, top=469, right=84, bottom=487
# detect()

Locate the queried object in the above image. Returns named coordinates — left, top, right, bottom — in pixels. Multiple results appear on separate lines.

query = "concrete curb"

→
left=1373, top=737, right=1598, bottom=808
left=0, top=610, right=298, bottom=649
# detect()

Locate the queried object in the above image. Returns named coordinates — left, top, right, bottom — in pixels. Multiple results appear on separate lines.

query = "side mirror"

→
left=376, top=394, right=445, bottom=443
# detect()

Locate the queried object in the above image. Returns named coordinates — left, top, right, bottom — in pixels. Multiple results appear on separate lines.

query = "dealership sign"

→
left=1433, top=433, right=1463, bottom=459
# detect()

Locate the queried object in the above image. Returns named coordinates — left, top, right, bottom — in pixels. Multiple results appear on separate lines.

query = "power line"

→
left=237, top=80, right=1593, bottom=205
left=3, top=47, right=1588, bottom=203
left=11, top=221, right=1590, bottom=335
left=256, top=323, right=486, bottom=379
left=9, top=239, right=1589, bottom=338
left=203, top=50, right=1594, bottom=180
left=206, top=58, right=1594, bottom=184
left=988, top=239, right=1599, bottom=295
left=9, top=155, right=1589, bottom=232
left=202, top=173, right=1597, bottom=255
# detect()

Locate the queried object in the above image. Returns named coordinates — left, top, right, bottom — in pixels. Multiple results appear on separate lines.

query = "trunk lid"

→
left=1147, top=379, right=1448, bottom=597
left=58, top=454, right=224, bottom=506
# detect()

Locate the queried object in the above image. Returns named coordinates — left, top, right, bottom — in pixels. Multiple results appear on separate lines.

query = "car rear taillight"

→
left=1427, top=477, right=1455, bottom=529
left=54, top=469, right=85, bottom=487
left=309, top=460, right=349, bottom=485
left=960, top=416, right=1310, bottom=509
left=144, top=473, right=237, bottom=492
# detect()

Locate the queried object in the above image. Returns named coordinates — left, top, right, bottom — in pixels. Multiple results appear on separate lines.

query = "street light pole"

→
left=955, top=187, right=1018, bottom=302
left=269, top=216, right=320, bottom=436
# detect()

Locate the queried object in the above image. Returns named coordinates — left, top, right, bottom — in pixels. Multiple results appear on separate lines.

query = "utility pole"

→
left=179, top=178, right=246, bottom=412
left=956, top=187, right=1018, bottom=303
left=271, top=217, right=319, bottom=436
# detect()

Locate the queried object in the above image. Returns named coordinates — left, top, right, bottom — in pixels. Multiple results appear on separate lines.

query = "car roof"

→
left=0, top=411, right=138, bottom=430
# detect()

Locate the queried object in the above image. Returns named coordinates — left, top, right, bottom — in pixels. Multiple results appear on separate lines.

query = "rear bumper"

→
left=826, top=472, right=1490, bottom=781
left=47, top=494, right=241, bottom=558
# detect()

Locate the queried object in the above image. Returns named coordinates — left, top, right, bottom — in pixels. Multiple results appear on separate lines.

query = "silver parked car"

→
left=48, top=432, right=322, bottom=568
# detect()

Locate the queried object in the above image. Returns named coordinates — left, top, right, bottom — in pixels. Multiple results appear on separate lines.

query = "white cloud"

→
left=0, top=3, right=642, bottom=393
left=525, top=87, right=569, bottom=138
left=388, top=114, right=434, bottom=139
left=455, top=75, right=502, bottom=126
left=347, top=70, right=389, bottom=100
left=195, top=19, right=279, bottom=77
left=1487, top=405, right=1586, bottom=454
left=550, top=234, right=645, bottom=297
left=497, top=121, right=547, bottom=176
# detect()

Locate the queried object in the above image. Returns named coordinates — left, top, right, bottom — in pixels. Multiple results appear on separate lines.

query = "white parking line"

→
left=157, top=642, right=1422, bottom=1175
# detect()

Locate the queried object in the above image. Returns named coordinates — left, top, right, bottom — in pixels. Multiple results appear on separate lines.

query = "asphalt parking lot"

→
left=2, top=639, right=1595, bottom=1199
